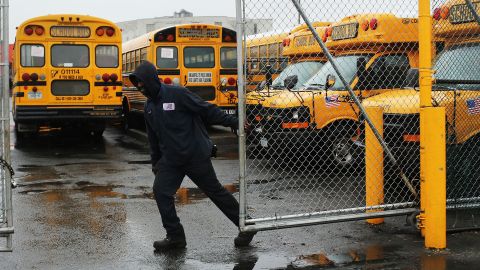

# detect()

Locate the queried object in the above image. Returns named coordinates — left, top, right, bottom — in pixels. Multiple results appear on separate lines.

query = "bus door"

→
left=182, top=45, right=218, bottom=104
left=49, top=43, right=94, bottom=104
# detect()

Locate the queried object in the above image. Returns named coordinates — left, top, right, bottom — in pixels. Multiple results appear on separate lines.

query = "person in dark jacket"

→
left=129, top=61, right=255, bottom=251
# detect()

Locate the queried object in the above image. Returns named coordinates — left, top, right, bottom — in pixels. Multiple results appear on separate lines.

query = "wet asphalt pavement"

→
left=2, top=124, right=480, bottom=269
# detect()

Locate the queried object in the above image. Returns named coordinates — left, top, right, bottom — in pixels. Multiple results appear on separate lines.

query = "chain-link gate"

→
left=0, top=0, right=13, bottom=252
left=236, top=0, right=480, bottom=238
left=432, top=0, right=480, bottom=223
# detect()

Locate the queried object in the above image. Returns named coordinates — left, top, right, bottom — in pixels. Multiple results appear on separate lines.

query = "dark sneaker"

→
left=234, top=231, right=257, bottom=247
left=153, top=236, right=187, bottom=251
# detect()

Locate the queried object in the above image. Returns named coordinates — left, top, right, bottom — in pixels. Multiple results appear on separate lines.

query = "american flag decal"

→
left=466, top=97, right=480, bottom=115
left=325, top=95, right=340, bottom=107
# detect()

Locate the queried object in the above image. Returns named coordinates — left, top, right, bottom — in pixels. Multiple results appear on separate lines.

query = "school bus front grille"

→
left=383, top=113, right=420, bottom=146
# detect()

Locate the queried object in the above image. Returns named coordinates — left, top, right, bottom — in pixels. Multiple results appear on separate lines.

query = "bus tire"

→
left=324, top=122, right=362, bottom=169
left=14, top=122, right=24, bottom=141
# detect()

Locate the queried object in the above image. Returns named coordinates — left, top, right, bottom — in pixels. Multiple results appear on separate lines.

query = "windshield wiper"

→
left=303, top=83, right=324, bottom=90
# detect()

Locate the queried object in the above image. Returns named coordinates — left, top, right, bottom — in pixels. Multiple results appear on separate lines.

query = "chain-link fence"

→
left=236, top=0, right=480, bottom=235
left=0, top=0, right=13, bottom=252
left=431, top=0, right=480, bottom=228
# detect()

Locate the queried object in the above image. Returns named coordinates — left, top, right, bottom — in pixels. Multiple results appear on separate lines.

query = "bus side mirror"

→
left=256, top=80, right=267, bottom=91
left=356, top=57, right=368, bottom=90
left=325, top=74, right=336, bottom=90
left=284, top=75, right=298, bottom=90
left=265, top=64, right=273, bottom=87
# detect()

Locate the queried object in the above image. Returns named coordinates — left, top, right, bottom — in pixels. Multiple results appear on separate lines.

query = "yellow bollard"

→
left=365, top=106, right=384, bottom=224
left=420, top=107, right=446, bottom=249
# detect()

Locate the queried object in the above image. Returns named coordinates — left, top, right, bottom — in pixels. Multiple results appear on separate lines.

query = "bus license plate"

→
left=260, top=137, right=268, bottom=148
left=223, top=109, right=236, bottom=115
left=28, top=91, right=42, bottom=99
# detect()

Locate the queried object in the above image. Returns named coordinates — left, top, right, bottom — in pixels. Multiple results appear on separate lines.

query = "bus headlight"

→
left=292, top=110, right=299, bottom=120
left=172, top=78, right=180, bottom=86
left=221, top=77, right=227, bottom=87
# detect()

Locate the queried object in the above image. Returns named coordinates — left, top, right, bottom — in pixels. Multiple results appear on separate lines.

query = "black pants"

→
left=153, top=158, right=240, bottom=237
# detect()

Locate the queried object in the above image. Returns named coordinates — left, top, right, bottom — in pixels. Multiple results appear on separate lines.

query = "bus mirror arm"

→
left=184, top=75, right=188, bottom=87
left=265, top=64, right=273, bottom=87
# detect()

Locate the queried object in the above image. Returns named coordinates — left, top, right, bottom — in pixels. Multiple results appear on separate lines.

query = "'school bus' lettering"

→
left=331, top=22, right=359, bottom=41
left=50, top=26, right=91, bottom=38
left=178, top=28, right=220, bottom=39
left=449, top=1, right=480, bottom=24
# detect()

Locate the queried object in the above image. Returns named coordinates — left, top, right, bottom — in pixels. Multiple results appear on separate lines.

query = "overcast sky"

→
left=9, top=0, right=237, bottom=42
left=9, top=0, right=427, bottom=43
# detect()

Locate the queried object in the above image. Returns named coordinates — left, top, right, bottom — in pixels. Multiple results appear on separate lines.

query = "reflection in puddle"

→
left=19, top=182, right=239, bottom=206
left=289, top=245, right=395, bottom=269
left=176, top=184, right=238, bottom=205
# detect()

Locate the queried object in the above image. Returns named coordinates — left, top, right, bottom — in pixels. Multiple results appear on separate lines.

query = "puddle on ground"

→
left=287, top=245, right=395, bottom=269
left=16, top=165, right=62, bottom=182
left=19, top=181, right=239, bottom=206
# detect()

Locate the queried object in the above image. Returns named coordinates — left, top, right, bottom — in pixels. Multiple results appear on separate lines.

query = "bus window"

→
left=156, top=46, right=178, bottom=68
left=364, top=54, right=410, bottom=89
left=51, top=45, right=89, bottom=68
left=184, top=47, right=214, bottom=68
left=268, top=43, right=280, bottom=70
left=129, top=52, right=134, bottom=71
left=220, top=47, right=237, bottom=68
left=122, top=53, right=126, bottom=71
left=271, top=61, right=324, bottom=90
left=140, top=47, right=148, bottom=63
left=259, top=45, right=267, bottom=58
left=135, top=50, right=141, bottom=69
left=435, top=43, right=480, bottom=84
left=306, top=55, right=372, bottom=90
left=96, top=45, right=119, bottom=68
left=20, top=44, right=44, bottom=67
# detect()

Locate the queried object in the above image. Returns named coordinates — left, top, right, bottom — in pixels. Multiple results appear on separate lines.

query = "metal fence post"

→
left=235, top=0, right=247, bottom=231
left=0, top=0, right=12, bottom=252
left=365, top=106, right=384, bottom=225
left=418, top=0, right=446, bottom=249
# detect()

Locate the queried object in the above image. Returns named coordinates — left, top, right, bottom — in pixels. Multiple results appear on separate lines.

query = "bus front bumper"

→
left=14, top=105, right=122, bottom=122
left=247, top=128, right=315, bottom=157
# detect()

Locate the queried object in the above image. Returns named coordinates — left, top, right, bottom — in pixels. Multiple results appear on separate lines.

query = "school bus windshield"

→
left=434, top=43, right=480, bottom=89
left=271, top=61, right=324, bottom=90
left=304, top=54, right=372, bottom=90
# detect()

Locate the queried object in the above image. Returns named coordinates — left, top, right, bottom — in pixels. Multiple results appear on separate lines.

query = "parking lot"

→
left=0, top=124, right=477, bottom=269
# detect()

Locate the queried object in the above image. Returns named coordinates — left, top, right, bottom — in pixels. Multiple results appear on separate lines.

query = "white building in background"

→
left=117, top=9, right=272, bottom=42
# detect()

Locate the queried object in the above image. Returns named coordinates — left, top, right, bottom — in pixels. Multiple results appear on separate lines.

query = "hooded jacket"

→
left=129, top=62, right=238, bottom=167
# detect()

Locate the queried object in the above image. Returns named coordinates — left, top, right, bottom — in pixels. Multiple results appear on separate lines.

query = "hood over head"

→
left=129, top=61, right=161, bottom=99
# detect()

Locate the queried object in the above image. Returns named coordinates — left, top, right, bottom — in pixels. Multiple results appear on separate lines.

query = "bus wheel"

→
left=331, top=136, right=354, bottom=166
left=14, top=122, right=24, bottom=141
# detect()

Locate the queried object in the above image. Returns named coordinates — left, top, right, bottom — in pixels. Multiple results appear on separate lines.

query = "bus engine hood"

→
left=260, top=90, right=313, bottom=108
left=362, top=89, right=420, bottom=114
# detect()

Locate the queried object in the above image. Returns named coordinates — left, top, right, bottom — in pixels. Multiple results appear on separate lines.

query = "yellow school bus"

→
left=246, top=24, right=331, bottom=153
left=121, top=24, right=238, bottom=126
left=12, top=14, right=122, bottom=137
left=246, top=31, right=289, bottom=91
left=362, top=0, right=480, bottom=192
left=246, top=22, right=330, bottom=92
left=253, top=14, right=420, bottom=165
